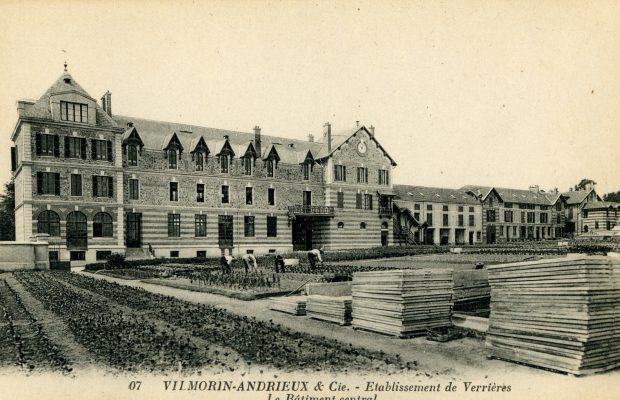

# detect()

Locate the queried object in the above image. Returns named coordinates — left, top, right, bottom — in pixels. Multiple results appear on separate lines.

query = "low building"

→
left=581, top=201, right=620, bottom=236
left=561, top=185, right=601, bottom=235
left=392, top=185, right=482, bottom=245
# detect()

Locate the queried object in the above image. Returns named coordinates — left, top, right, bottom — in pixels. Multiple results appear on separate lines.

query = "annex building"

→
left=10, top=69, right=397, bottom=262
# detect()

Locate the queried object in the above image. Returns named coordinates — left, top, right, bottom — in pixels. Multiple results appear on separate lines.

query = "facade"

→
left=580, top=201, right=620, bottom=236
left=10, top=70, right=397, bottom=262
left=461, top=185, right=567, bottom=244
left=392, top=185, right=483, bottom=245
left=561, top=186, right=601, bottom=235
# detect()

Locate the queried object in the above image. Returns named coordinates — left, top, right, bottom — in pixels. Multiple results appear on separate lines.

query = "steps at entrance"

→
left=125, top=247, right=152, bottom=260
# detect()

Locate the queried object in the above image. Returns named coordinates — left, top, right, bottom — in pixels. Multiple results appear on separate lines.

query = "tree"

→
left=574, top=178, right=597, bottom=191
left=603, top=191, right=620, bottom=203
left=0, top=179, right=15, bottom=241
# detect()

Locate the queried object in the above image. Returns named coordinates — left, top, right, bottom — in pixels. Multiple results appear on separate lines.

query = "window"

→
left=500, top=226, right=504, bottom=236
left=555, top=202, right=562, bottom=211
left=378, top=169, right=389, bottom=185
left=170, top=251, right=179, bottom=258
left=302, top=163, right=311, bottom=180
left=360, top=222, right=367, bottom=230
left=220, top=155, right=229, bottom=173
left=244, top=216, right=255, bottom=237
left=427, top=205, right=433, bottom=211
left=197, top=250, right=207, bottom=258
left=64, top=137, right=86, bottom=159
left=414, top=212, right=420, bottom=221
left=96, top=251, right=112, bottom=261
left=36, top=133, right=58, bottom=157
left=356, top=193, right=362, bottom=209
left=196, top=184, right=204, bottom=203
left=540, top=213, right=548, bottom=224
left=458, top=214, right=464, bottom=227
left=527, top=212, right=535, bottom=223
left=364, top=194, right=373, bottom=210
left=244, top=157, right=253, bottom=175
left=195, top=152, right=204, bottom=171
left=607, top=221, right=612, bottom=230
left=468, top=206, right=474, bottom=212
left=504, top=202, right=513, bottom=208
left=540, top=205, right=549, bottom=210
left=469, top=214, right=475, bottom=227
left=246, top=187, right=253, bottom=205
left=37, top=210, right=60, bottom=237
left=521, top=211, right=526, bottom=223
left=356, top=167, right=368, bottom=184
left=583, top=210, right=588, bottom=218
left=70, top=174, right=82, bottom=196
left=168, top=149, right=177, bottom=169
left=458, top=206, right=464, bottom=212
left=487, top=210, right=496, bottom=222
left=195, top=214, right=207, bottom=237
left=334, top=165, right=346, bottom=182
left=356, top=193, right=373, bottom=210
left=443, top=214, right=449, bottom=226
left=426, top=212, right=433, bottom=226
left=70, top=251, right=86, bottom=261
left=168, top=214, right=180, bottom=237
left=477, top=231, right=481, bottom=241
left=337, top=192, right=344, bottom=208
left=513, top=226, right=517, bottom=237
left=91, top=139, right=112, bottom=161
left=338, top=222, right=344, bottom=229
left=414, top=204, right=421, bottom=211
left=169, top=182, right=178, bottom=202
left=267, top=216, right=277, bottom=237
left=129, top=179, right=139, bottom=200
left=268, top=188, right=275, bottom=206
left=266, top=160, right=275, bottom=177
left=60, top=101, right=88, bottom=123
left=93, top=212, right=113, bottom=237
left=48, top=251, right=59, bottom=261
left=595, top=221, right=599, bottom=229
left=504, top=210, right=513, bottom=222
left=443, top=205, right=449, bottom=212
left=127, top=145, right=138, bottom=166
left=36, top=172, right=60, bottom=195
left=221, top=185, right=229, bottom=204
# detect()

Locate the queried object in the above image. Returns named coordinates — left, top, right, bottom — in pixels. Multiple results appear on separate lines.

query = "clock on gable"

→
left=357, top=140, right=367, bottom=156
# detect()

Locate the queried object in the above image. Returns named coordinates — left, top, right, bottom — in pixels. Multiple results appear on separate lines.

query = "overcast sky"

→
left=1, top=1, right=618, bottom=196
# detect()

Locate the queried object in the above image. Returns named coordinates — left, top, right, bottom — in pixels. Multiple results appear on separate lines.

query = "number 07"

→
left=129, top=381, right=142, bottom=390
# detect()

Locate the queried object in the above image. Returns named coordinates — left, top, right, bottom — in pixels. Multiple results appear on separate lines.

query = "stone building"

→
left=561, top=185, right=601, bottom=235
left=580, top=201, right=620, bottom=236
left=10, top=69, right=397, bottom=262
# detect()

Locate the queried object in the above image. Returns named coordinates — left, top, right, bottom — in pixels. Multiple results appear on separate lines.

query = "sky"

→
left=0, top=1, right=618, bottom=196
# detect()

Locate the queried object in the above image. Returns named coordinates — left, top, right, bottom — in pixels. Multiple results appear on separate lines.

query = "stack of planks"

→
left=269, top=296, right=307, bottom=316
left=352, top=269, right=453, bottom=337
left=306, top=295, right=352, bottom=325
left=452, top=269, right=490, bottom=315
left=486, top=256, right=620, bottom=375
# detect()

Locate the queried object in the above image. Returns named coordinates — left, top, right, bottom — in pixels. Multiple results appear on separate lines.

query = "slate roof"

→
left=561, top=189, right=598, bottom=205
left=461, top=185, right=557, bottom=206
left=394, top=185, right=480, bottom=205
left=583, top=201, right=620, bottom=210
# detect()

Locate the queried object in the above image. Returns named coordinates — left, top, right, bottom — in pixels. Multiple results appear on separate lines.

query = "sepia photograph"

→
left=0, top=1, right=618, bottom=399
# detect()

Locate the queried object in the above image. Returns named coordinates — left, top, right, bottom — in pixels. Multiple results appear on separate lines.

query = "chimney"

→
left=323, top=122, right=332, bottom=153
left=253, top=125, right=261, bottom=156
left=308, top=134, right=314, bottom=142
left=356, top=120, right=360, bottom=127
left=127, top=122, right=133, bottom=128
left=529, top=185, right=540, bottom=193
left=101, top=91, right=112, bottom=117
left=369, top=125, right=375, bottom=137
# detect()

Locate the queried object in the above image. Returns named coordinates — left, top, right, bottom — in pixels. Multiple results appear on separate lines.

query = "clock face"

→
left=357, top=141, right=367, bottom=155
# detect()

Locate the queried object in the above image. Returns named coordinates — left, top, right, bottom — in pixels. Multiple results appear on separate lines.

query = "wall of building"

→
left=0, top=241, right=49, bottom=271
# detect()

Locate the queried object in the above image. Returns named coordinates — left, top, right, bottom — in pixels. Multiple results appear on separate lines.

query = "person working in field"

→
left=307, top=247, right=324, bottom=270
left=220, top=254, right=235, bottom=274
left=274, top=254, right=285, bottom=273
left=242, top=253, right=258, bottom=274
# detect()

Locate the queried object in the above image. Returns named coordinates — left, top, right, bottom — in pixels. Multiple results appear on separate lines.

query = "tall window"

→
left=244, top=157, right=253, bottom=175
left=504, top=210, right=513, bottom=222
left=356, top=193, right=362, bottom=209
left=267, top=216, right=277, bottom=237
left=195, top=214, right=207, bottom=237
left=266, top=160, right=275, bottom=177
left=220, top=155, right=229, bottom=173
left=357, top=167, right=368, bottom=184
left=70, top=174, right=82, bottom=196
left=521, top=211, right=526, bottom=223
left=169, top=182, right=178, bottom=202
left=302, top=163, right=311, bottom=180
left=37, top=210, right=60, bottom=237
left=65, top=137, right=86, bottom=159
left=244, top=216, right=255, bottom=237
left=196, top=183, right=204, bottom=203
left=458, top=214, right=464, bottom=227
left=195, top=152, right=204, bottom=171
left=268, top=188, right=275, bottom=206
left=378, top=169, right=389, bottom=185
left=246, top=187, right=253, bottom=205
left=469, top=214, right=475, bottom=227
left=540, top=213, right=548, bottom=223
left=487, top=210, right=496, bottom=222
left=91, top=139, right=111, bottom=161
left=92, top=176, right=113, bottom=198
left=426, top=212, right=433, bottom=226
left=37, top=172, right=60, bottom=195
left=168, top=213, right=181, bottom=237
left=60, top=101, right=88, bottom=123
left=35, top=133, right=58, bottom=157
left=127, top=145, right=138, bottom=166
left=168, top=149, right=177, bottom=169
left=93, top=212, right=113, bottom=237
left=527, top=212, right=535, bottom=223
left=443, top=213, right=449, bottom=226
left=129, top=179, right=139, bottom=200
left=337, top=192, right=344, bottom=208
left=363, top=194, right=373, bottom=210
left=221, top=185, right=229, bottom=204
left=334, top=165, right=347, bottom=182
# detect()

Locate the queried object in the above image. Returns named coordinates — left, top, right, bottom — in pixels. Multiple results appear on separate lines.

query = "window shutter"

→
left=54, top=173, right=60, bottom=195
left=36, top=172, right=43, bottom=194
left=53, top=135, right=60, bottom=157
left=92, top=176, right=98, bottom=197
left=80, top=138, right=87, bottom=159
left=369, top=195, right=373, bottom=210
left=356, top=193, right=362, bottom=209
left=343, top=166, right=347, bottom=181
left=91, top=139, right=97, bottom=159
left=365, top=168, right=368, bottom=183
left=64, top=137, right=70, bottom=157
left=35, top=134, right=42, bottom=155
left=10, top=147, right=16, bottom=171
left=333, top=165, right=337, bottom=179
left=107, top=141, right=113, bottom=161
left=108, top=177, right=114, bottom=198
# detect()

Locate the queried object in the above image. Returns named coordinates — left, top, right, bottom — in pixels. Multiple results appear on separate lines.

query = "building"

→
left=10, top=68, right=397, bottom=262
left=561, top=185, right=601, bottom=235
left=580, top=201, right=620, bottom=236
left=461, top=185, right=567, bottom=244
left=392, top=185, right=483, bottom=245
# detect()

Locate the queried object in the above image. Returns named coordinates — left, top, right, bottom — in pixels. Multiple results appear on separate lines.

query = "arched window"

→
left=168, top=149, right=177, bottom=169
left=37, top=210, right=60, bottom=237
left=127, top=145, right=138, bottom=166
left=360, top=222, right=367, bottom=230
left=93, top=212, right=113, bottom=237
left=337, top=222, right=344, bottom=229
left=66, top=211, right=87, bottom=248
left=381, top=221, right=388, bottom=230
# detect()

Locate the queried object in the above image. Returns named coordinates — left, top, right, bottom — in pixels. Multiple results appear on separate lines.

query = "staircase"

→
left=124, top=247, right=153, bottom=260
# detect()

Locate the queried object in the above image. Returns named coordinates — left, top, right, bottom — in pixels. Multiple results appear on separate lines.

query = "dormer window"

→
left=128, top=145, right=138, bottom=166
left=243, top=157, right=253, bottom=175
left=267, top=160, right=275, bottom=177
left=60, top=101, right=88, bottom=123
left=168, top=149, right=177, bottom=169
left=195, top=151, right=204, bottom=171
left=220, top=155, right=229, bottom=173
left=302, top=163, right=311, bottom=180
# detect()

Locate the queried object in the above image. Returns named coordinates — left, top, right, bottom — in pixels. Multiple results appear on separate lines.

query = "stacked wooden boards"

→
left=306, top=295, right=352, bottom=325
left=452, top=269, right=490, bottom=316
left=486, top=256, right=620, bottom=375
left=269, top=296, right=307, bottom=316
left=352, top=269, right=453, bottom=337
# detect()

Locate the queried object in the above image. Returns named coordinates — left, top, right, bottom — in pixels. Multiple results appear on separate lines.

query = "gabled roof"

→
left=583, top=201, right=620, bottom=210
left=561, top=189, right=599, bottom=205
left=395, top=185, right=480, bottom=205
left=161, top=132, right=184, bottom=151
left=461, top=185, right=555, bottom=206
left=122, top=126, right=145, bottom=147
left=315, top=126, right=397, bottom=166
left=189, top=136, right=209, bottom=153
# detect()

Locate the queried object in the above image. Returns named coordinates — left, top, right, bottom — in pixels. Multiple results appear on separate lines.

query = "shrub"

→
left=105, top=253, right=126, bottom=270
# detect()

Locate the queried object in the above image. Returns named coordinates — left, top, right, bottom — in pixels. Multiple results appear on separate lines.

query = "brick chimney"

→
left=101, top=91, right=112, bottom=117
left=308, top=134, right=314, bottom=142
left=253, top=126, right=261, bottom=157
left=369, top=125, right=375, bottom=138
left=323, top=122, right=332, bottom=153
